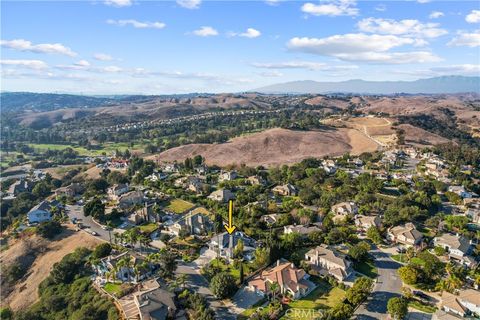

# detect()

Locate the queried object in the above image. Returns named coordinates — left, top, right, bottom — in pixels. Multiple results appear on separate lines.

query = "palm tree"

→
left=106, top=221, right=114, bottom=244
left=113, top=232, right=119, bottom=245
left=269, top=282, right=280, bottom=302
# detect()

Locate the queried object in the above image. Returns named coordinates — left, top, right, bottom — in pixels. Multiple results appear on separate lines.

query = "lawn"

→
left=353, top=260, right=378, bottom=278
left=208, top=258, right=254, bottom=281
left=165, top=199, right=195, bottom=214
left=103, top=282, right=123, bottom=296
left=27, top=141, right=149, bottom=156
left=138, top=223, right=158, bottom=234
left=288, top=280, right=346, bottom=311
left=391, top=254, right=408, bottom=263
left=408, top=300, right=437, bottom=313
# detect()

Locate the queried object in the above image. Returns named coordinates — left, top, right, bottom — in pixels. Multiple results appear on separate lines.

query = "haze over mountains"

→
left=253, top=76, right=480, bottom=94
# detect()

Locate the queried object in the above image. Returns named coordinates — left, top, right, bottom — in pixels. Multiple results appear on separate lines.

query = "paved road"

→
left=176, top=260, right=237, bottom=320
left=354, top=247, right=403, bottom=320
left=65, top=204, right=113, bottom=242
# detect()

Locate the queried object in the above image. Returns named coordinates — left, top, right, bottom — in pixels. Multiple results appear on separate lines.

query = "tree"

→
left=84, top=198, right=105, bottom=221
left=398, top=265, right=419, bottom=285
left=366, top=226, right=382, bottom=244
left=348, top=241, right=370, bottom=261
left=269, top=281, right=280, bottom=301
left=92, top=243, right=112, bottom=259
left=36, top=220, right=62, bottom=239
left=387, top=297, right=408, bottom=320
left=209, top=272, right=236, bottom=299
left=32, top=181, right=51, bottom=198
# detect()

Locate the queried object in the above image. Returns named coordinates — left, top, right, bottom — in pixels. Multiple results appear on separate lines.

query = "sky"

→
left=1, top=0, right=479, bottom=94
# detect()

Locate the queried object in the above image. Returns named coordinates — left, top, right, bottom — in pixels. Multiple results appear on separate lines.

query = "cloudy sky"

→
left=1, top=0, right=479, bottom=94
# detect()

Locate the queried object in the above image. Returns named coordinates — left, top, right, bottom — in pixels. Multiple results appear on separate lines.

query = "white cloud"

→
left=176, top=0, right=201, bottom=9
left=287, top=34, right=442, bottom=64
left=0, top=59, right=48, bottom=69
left=357, top=18, right=448, bottom=38
left=429, top=11, right=444, bottom=19
left=258, top=71, right=283, bottom=77
left=252, top=61, right=358, bottom=71
left=107, top=19, right=166, bottom=29
left=430, top=64, right=480, bottom=75
left=192, top=26, right=218, bottom=37
left=104, top=0, right=132, bottom=7
left=0, top=39, right=76, bottom=56
left=75, top=60, right=90, bottom=67
left=466, top=10, right=480, bottom=23
left=301, top=0, right=359, bottom=17
left=94, top=53, right=113, bottom=61
left=230, top=28, right=261, bottom=38
left=417, top=0, right=431, bottom=3
left=265, top=0, right=280, bottom=6
left=447, top=30, right=480, bottom=47
left=102, top=66, right=123, bottom=73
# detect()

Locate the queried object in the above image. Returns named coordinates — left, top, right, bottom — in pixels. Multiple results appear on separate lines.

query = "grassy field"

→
left=391, top=254, right=408, bottom=263
left=166, top=199, right=195, bottom=214
left=353, top=260, right=378, bottom=278
left=104, top=282, right=123, bottom=296
left=27, top=141, right=149, bottom=156
left=138, top=223, right=159, bottom=234
left=408, top=300, right=437, bottom=313
left=286, top=282, right=346, bottom=319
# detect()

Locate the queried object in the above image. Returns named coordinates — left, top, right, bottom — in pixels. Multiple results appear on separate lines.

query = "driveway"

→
left=354, top=246, right=403, bottom=320
left=65, top=204, right=115, bottom=243
left=176, top=260, right=237, bottom=320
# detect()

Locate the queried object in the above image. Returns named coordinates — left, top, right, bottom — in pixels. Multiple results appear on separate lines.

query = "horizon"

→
left=1, top=0, right=480, bottom=94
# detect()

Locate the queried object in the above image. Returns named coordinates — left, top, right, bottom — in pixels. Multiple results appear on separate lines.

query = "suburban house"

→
left=7, top=179, right=34, bottom=196
left=354, top=215, right=382, bottom=231
left=466, top=208, right=480, bottom=224
left=168, top=207, right=212, bottom=236
left=248, top=259, right=313, bottom=300
left=304, top=244, right=353, bottom=282
left=272, top=184, right=298, bottom=196
left=119, top=190, right=145, bottom=208
left=261, top=213, right=281, bottom=225
left=448, top=186, right=478, bottom=199
left=207, top=189, right=235, bottom=202
left=187, top=178, right=206, bottom=195
left=208, top=231, right=257, bottom=261
left=133, top=279, right=177, bottom=320
left=331, top=201, right=358, bottom=223
left=246, top=175, right=266, bottom=186
left=322, top=159, right=337, bottom=174
left=128, top=203, right=160, bottom=225
left=387, top=223, right=423, bottom=247
left=219, top=171, right=238, bottom=182
left=27, top=200, right=59, bottom=224
left=55, top=183, right=84, bottom=198
left=283, top=224, right=322, bottom=236
left=162, top=163, right=179, bottom=173
left=108, top=183, right=129, bottom=200
left=95, top=251, right=155, bottom=283
left=441, top=289, right=480, bottom=318
left=433, top=233, right=475, bottom=267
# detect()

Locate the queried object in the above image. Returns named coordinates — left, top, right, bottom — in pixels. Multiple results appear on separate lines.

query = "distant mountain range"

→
left=252, top=76, right=480, bottom=94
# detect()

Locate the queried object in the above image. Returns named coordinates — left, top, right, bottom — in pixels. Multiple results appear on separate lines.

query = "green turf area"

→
left=103, top=282, right=123, bottom=296
left=208, top=258, right=254, bottom=281
left=410, top=257, right=426, bottom=266
left=391, top=254, right=408, bottom=263
left=286, top=280, right=346, bottom=317
left=408, top=300, right=437, bottom=313
left=165, top=199, right=195, bottom=214
left=27, top=141, right=149, bottom=156
left=138, top=223, right=158, bottom=234
left=353, top=260, right=378, bottom=278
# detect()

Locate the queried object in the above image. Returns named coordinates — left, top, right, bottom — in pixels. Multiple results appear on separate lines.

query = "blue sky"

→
left=1, top=0, right=479, bottom=94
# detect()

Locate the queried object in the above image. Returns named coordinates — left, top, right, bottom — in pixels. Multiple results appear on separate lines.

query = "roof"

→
left=285, top=225, right=321, bottom=235
left=355, top=215, right=381, bottom=226
left=434, top=233, right=471, bottom=254
left=248, top=259, right=307, bottom=294
left=331, top=202, right=356, bottom=214
left=433, top=310, right=463, bottom=320
left=441, top=292, right=467, bottom=315
left=306, top=244, right=351, bottom=270
left=389, top=223, right=423, bottom=241
left=136, top=287, right=176, bottom=320
left=29, top=200, right=57, bottom=213
left=458, top=289, right=480, bottom=306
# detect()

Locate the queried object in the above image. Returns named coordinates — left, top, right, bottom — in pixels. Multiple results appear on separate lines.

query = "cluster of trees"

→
left=12, top=247, right=119, bottom=320
left=397, top=251, right=445, bottom=288
left=178, top=290, right=215, bottom=320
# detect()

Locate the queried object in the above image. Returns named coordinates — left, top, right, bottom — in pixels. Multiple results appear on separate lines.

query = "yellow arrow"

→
left=224, top=200, right=237, bottom=234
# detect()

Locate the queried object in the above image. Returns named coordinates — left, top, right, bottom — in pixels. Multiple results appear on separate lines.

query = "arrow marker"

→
left=224, top=200, right=237, bottom=234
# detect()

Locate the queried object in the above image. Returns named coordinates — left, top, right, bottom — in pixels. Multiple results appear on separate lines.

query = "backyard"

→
left=165, top=199, right=195, bottom=214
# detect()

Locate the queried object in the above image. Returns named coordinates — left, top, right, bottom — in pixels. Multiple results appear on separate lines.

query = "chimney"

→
left=277, top=260, right=281, bottom=266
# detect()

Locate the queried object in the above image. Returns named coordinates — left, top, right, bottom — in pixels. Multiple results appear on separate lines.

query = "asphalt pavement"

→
left=354, top=246, right=403, bottom=320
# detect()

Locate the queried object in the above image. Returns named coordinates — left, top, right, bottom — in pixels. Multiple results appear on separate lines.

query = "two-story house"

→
left=304, top=244, right=353, bottom=282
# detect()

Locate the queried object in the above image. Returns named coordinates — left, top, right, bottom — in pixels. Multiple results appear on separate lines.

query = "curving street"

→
left=354, top=246, right=403, bottom=320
